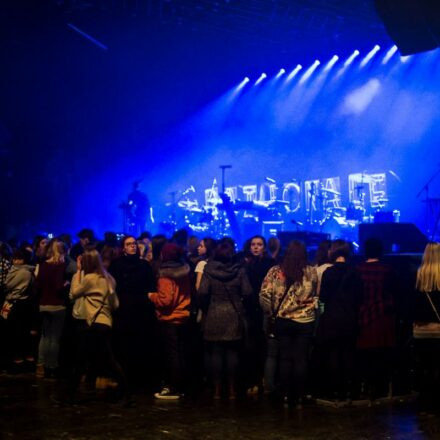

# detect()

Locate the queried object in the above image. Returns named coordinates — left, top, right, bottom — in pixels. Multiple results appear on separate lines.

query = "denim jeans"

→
left=38, top=309, right=66, bottom=369
left=264, top=336, right=280, bottom=393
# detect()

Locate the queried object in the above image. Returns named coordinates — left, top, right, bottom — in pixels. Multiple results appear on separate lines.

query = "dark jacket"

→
left=198, top=261, right=252, bottom=342
left=109, top=254, right=156, bottom=323
left=316, top=262, right=363, bottom=342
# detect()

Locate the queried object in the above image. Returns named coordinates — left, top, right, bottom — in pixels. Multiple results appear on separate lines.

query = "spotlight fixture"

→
left=255, top=73, right=267, bottom=85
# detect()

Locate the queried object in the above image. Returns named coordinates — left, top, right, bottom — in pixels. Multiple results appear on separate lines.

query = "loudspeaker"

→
left=277, top=231, right=330, bottom=250
left=375, top=0, right=440, bottom=55
left=358, top=223, right=428, bottom=254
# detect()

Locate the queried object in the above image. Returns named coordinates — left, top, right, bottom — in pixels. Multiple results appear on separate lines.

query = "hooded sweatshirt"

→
left=5, top=264, right=35, bottom=302
left=149, top=262, right=191, bottom=324
left=198, top=261, right=253, bottom=341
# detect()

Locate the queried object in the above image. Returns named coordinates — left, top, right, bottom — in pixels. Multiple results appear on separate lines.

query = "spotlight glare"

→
left=230, top=76, right=250, bottom=99
left=400, top=55, right=411, bottom=63
left=344, top=50, right=360, bottom=67
left=255, top=73, right=267, bottom=85
left=324, top=54, right=339, bottom=72
left=275, top=68, right=286, bottom=79
left=299, top=60, right=321, bottom=84
left=286, top=64, right=303, bottom=81
left=382, top=45, right=398, bottom=65
left=360, top=44, right=381, bottom=67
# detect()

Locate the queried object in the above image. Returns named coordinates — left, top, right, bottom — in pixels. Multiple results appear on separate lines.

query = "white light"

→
left=324, top=55, right=339, bottom=72
left=255, top=73, right=267, bottom=85
left=360, top=45, right=381, bottom=68
left=344, top=50, right=360, bottom=67
left=299, top=60, right=321, bottom=84
left=275, top=68, right=286, bottom=79
left=286, top=64, right=303, bottom=81
left=382, top=45, right=398, bottom=65
left=400, top=55, right=411, bottom=63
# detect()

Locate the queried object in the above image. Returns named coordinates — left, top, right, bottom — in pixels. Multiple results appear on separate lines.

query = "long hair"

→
left=202, top=237, right=217, bottom=260
left=46, top=239, right=66, bottom=264
left=281, top=240, right=307, bottom=286
left=416, top=242, right=440, bottom=292
left=82, top=248, right=115, bottom=290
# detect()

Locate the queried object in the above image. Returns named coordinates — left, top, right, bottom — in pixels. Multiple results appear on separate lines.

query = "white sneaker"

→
left=154, top=387, right=180, bottom=400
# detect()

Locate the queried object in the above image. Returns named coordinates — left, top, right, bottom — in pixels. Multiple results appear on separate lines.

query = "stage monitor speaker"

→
left=375, top=0, right=440, bottom=55
left=358, top=223, right=428, bottom=254
left=278, top=231, right=330, bottom=250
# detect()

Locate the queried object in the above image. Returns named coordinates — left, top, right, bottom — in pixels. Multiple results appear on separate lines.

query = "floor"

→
left=1, top=373, right=440, bottom=440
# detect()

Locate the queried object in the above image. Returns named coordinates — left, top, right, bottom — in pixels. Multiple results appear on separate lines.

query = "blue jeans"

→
left=264, top=336, right=280, bottom=393
left=38, top=310, right=66, bottom=369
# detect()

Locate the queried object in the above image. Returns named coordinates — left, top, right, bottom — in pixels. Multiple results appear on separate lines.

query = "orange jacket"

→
left=149, top=263, right=191, bottom=324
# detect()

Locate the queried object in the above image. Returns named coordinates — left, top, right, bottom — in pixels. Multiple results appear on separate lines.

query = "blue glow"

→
left=323, top=55, right=339, bottom=72
left=360, top=45, right=381, bottom=68
left=255, top=73, right=267, bottom=85
left=285, top=64, right=303, bottom=82
left=299, top=60, right=321, bottom=84
left=382, top=45, right=398, bottom=65
left=275, top=68, right=286, bottom=79
left=344, top=50, right=360, bottom=67
left=400, top=55, right=412, bottom=63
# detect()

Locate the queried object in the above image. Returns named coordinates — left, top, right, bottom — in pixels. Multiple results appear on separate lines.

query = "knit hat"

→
left=161, top=243, right=184, bottom=263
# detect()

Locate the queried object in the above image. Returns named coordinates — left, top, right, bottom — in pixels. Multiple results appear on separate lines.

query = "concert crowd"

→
left=1, top=228, right=439, bottom=410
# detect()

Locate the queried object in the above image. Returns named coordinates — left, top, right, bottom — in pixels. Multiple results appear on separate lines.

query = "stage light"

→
left=360, top=45, right=381, bottom=68
left=236, top=77, right=250, bottom=90
left=255, top=73, right=267, bottom=85
left=299, top=60, right=320, bottom=84
left=382, top=45, right=398, bottom=65
left=286, top=64, right=303, bottom=82
left=344, top=50, right=360, bottom=67
left=400, top=55, right=412, bottom=63
left=323, top=55, right=339, bottom=72
left=275, top=68, right=286, bottom=79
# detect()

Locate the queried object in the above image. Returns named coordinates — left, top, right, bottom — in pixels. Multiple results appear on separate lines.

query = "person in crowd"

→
left=194, top=238, right=217, bottom=291
left=356, top=238, right=398, bottom=400
left=187, top=236, right=200, bottom=268
left=198, top=242, right=253, bottom=400
left=32, top=235, right=48, bottom=265
left=0, top=242, right=13, bottom=297
left=109, top=235, right=157, bottom=392
left=315, top=240, right=363, bottom=403
left=70, top=228, right=96, bottom=260
left=314, top=240, right=332, bottom=295
left=260, top=240, right=317, bottom=408
left=412, top=242, right=440, bottom=410
left=35, top=239, right=69, bottom=379
left=244, top=235, right=275, bottom=395
left=58, top=234, right=73, bottom=253
left=150, top=234, right=168, bottom=278
left=268, top=237, right=282, bottom=263
left=148, top=243, right=191, bottom=399
left=1, top=248, right=36, bottom=372
left=64, top=249, right=128, bottom=404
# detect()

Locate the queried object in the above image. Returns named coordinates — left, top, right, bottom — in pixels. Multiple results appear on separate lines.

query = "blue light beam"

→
left=299, top=60, right=321, bottom=84
left=360, top=45, right=381, bottom=68
left=382, top=45, right=398, bottom=65
left=285, top=64, right=303, bottom=82
left=323, top=55, right=339, bottom=72
left=255, top=73, right=267, bottom=85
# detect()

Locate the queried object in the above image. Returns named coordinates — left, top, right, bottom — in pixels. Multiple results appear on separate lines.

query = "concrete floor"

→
left=1, top=373, right=440, bottom=440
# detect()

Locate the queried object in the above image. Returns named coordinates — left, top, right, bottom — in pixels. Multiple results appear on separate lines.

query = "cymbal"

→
left=320, top=188, right=341, bottom=196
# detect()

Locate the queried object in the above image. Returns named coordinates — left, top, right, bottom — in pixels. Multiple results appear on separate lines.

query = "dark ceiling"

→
left=0, top=0, right=392, bottom=236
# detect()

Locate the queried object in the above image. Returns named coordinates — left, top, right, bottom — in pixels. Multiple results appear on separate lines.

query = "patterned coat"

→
left=259, top=265, right=318, bottom=323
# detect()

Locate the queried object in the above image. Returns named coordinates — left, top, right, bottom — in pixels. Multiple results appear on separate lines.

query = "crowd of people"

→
left=0, top=228, right=439, bottom=410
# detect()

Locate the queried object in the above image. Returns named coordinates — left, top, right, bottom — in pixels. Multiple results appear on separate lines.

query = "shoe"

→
left=154, top=387, right=180, bottom=400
